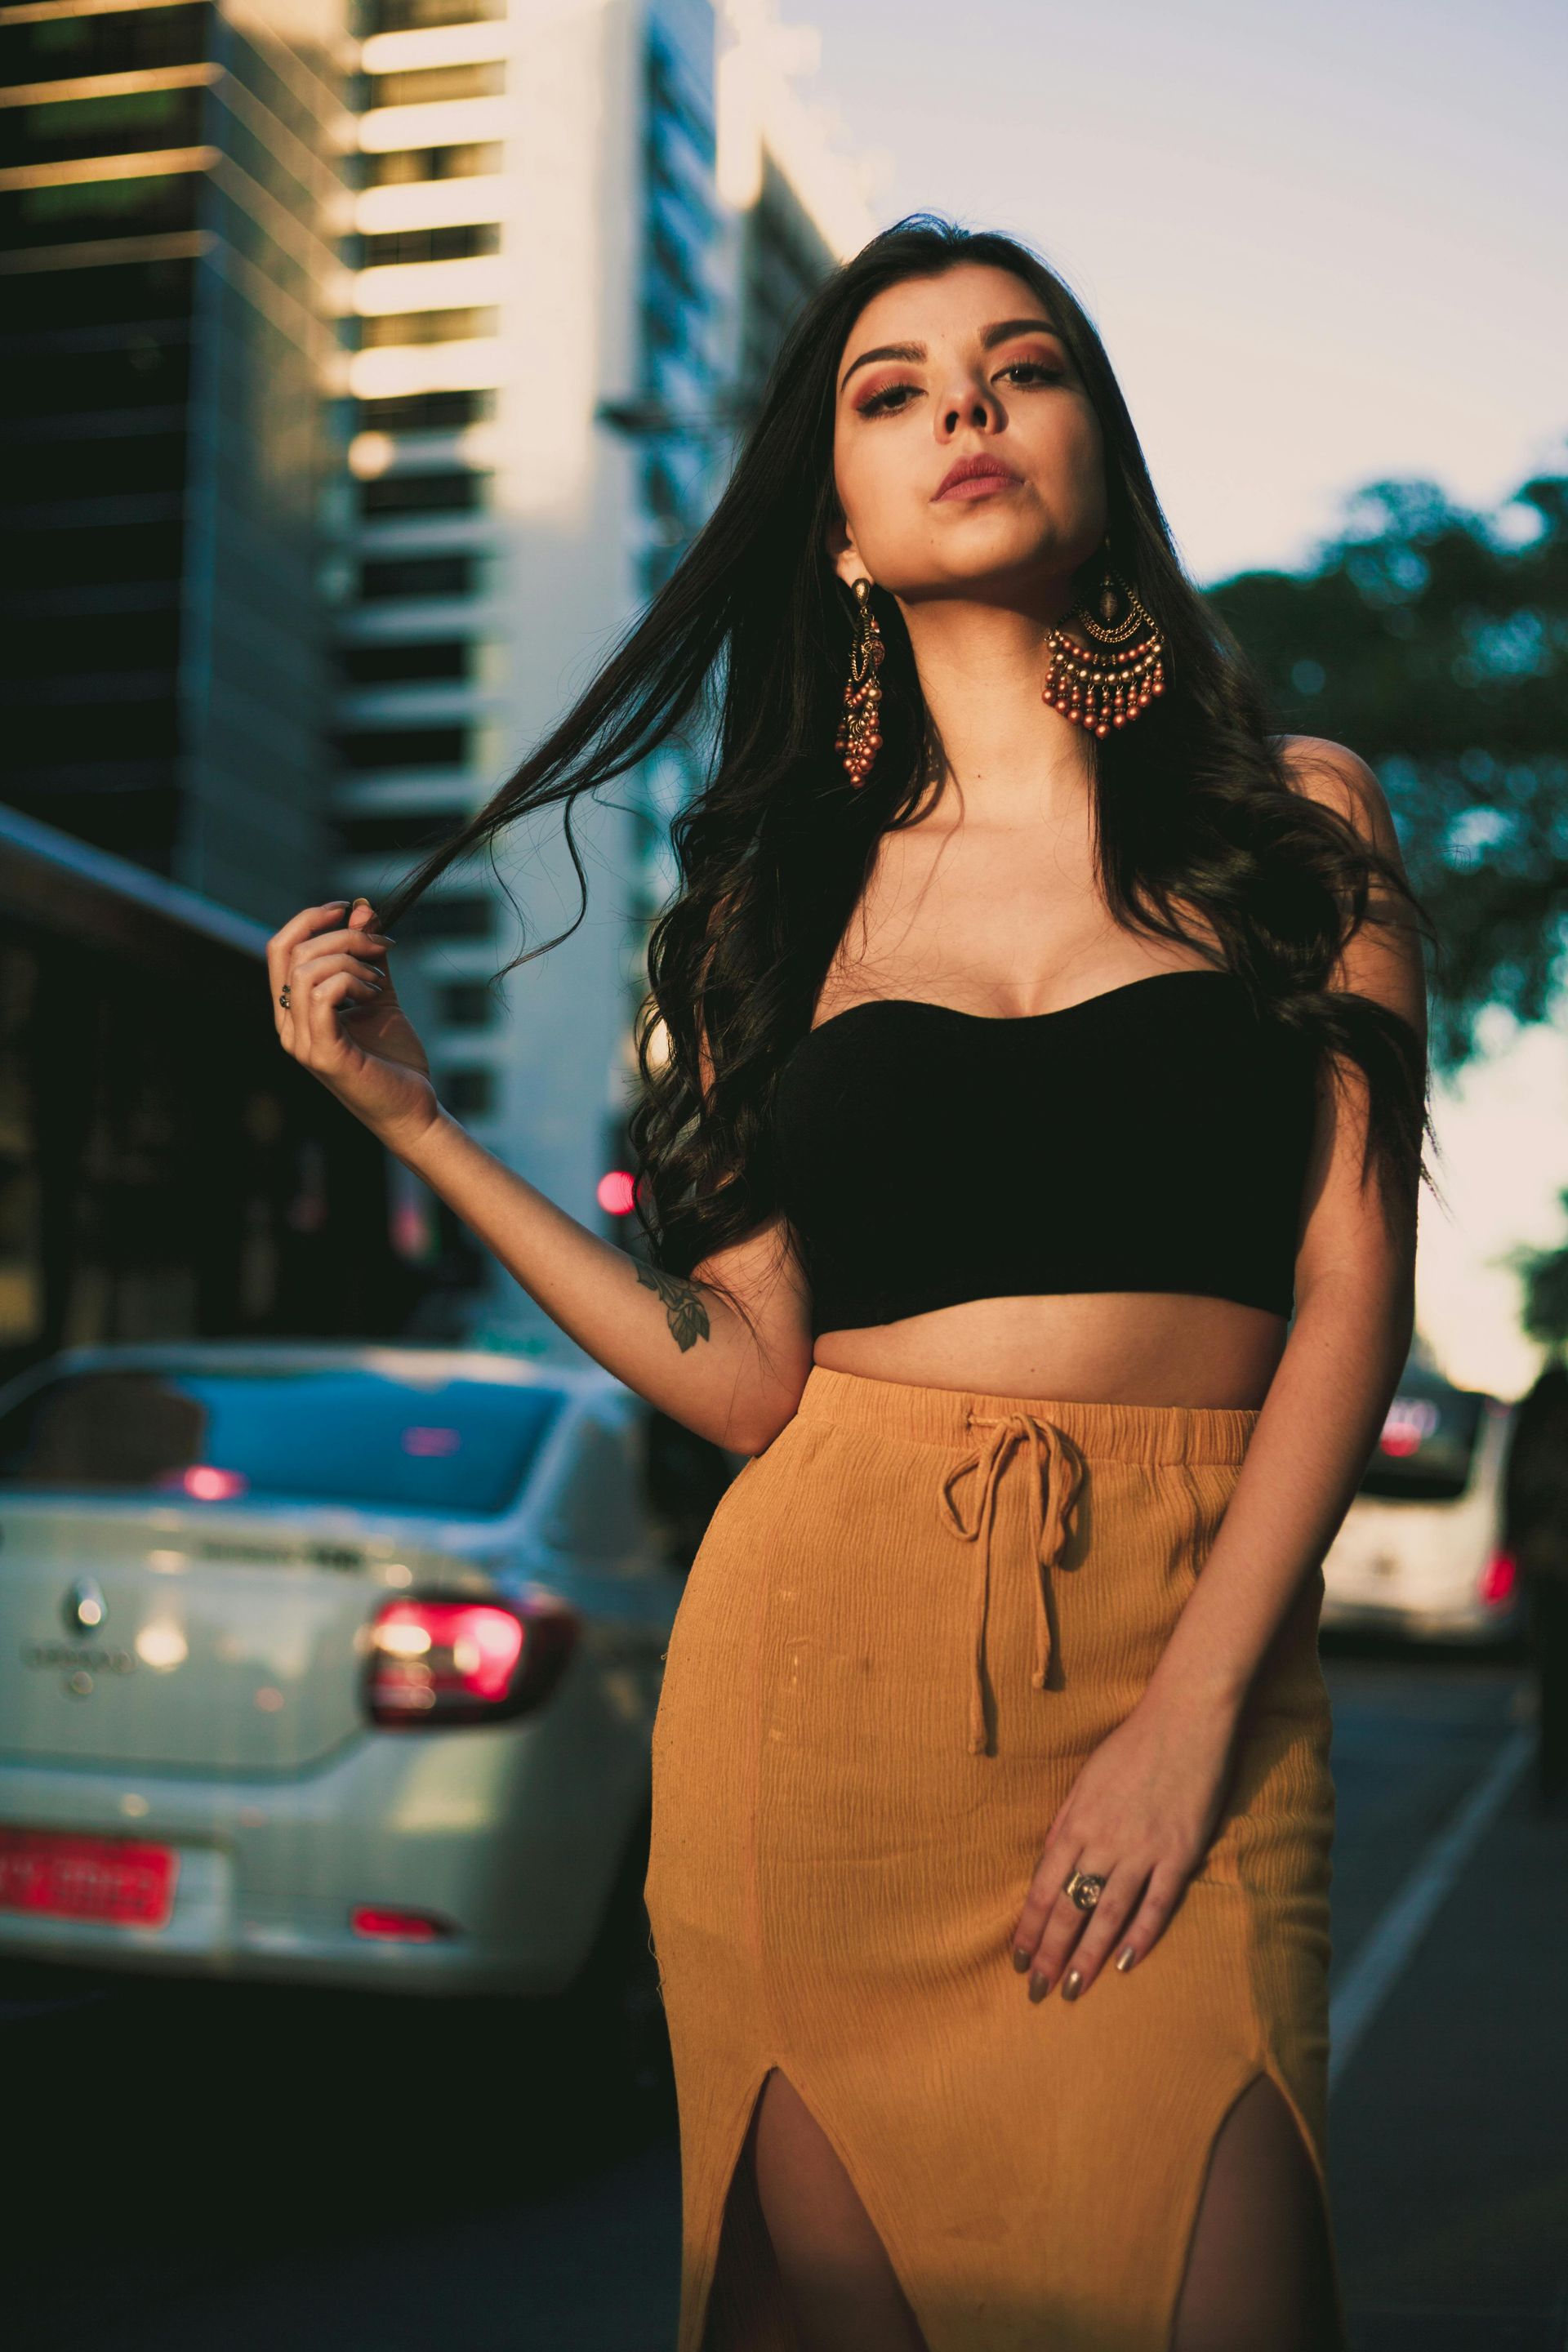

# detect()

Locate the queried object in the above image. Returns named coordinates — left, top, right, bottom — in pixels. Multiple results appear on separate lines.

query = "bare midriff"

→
left=810, top=1292, right=1290, bottom=1410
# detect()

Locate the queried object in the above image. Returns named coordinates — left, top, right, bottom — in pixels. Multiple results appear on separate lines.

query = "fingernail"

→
left=1061, top=1968, right=1083, bottom=2002
left=1116, top=1946, right=1137, bottom=1973
left=1012, top=1948, right=1031, bottom=1974
left=1028, top=1973, right=1050, bottom=2003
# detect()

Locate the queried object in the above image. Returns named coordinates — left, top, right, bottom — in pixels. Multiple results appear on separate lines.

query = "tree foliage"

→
left=1209, top=470, right=1568, bottom=1068
left=1510, top=1188, right=1568, bottom=1355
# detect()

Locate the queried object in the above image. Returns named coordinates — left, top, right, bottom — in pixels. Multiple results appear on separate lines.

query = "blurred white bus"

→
left=1321, top=1373, right=1522, bottom=1644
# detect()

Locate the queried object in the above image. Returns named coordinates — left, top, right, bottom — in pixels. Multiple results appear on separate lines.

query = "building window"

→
left=24, top=427, right=186, bottom=502
left=335, top=726, right=470, bottom=772
left=360, top=470, right=484, bottom=517
left=398, top=894, right=495, bottom=942
left=363, top=145, right=502, bottom=185
left=361, top=222, right=501, bottom=268
left=9, top=85, right=204, bottom=169
left=336, top=639, right=471, bottom=686
left=368, top=63, right=506, bottom=109
left=436, top=980, right=499, bottom=1028
left=364, top=0, right=504, bottom=26
left=0, top=4, right=205, bottom=81
left=356, top=389, right=492, bottom=434
left=7, top=340, right=192, bottom=420
left=1, top=172, right=198, bottom=250
left=359, top=554, right=479, bottom=600
left=439, top=1066, right=495, bottom=1117
left=360, top=308, right=498, bottom=349
left=334, top=809, right=466, bottom=856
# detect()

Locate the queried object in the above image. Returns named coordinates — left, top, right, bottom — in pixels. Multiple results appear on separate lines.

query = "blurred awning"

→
left=0, top=803, right=269, bottom=977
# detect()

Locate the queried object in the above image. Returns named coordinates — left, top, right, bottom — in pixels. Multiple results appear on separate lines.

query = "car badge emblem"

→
left=64, top=1578, right=107, bottom=1633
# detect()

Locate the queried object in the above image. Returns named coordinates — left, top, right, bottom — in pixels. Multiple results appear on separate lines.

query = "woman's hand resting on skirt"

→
left=1009, top=1686, right=1243, bottom=2004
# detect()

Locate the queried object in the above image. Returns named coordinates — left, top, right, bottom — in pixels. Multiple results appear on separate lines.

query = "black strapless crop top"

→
left=772, top=970, right=1319, bottom=1339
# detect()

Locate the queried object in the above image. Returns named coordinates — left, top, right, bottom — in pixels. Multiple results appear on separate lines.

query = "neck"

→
left=895, top=587, right=1094, bottom=825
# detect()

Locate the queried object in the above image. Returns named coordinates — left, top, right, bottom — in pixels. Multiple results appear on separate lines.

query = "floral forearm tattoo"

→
left=635, top=1261, right=711, bottom=1352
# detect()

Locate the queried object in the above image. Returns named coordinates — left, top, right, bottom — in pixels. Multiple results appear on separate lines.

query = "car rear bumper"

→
left=1321, top=1589, right=1522, bottom=1645
left=0, top=1726, right=639, bottom=1994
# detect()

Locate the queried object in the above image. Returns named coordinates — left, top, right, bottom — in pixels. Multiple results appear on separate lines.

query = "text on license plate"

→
left=0, top=1829, right=178, bottom=1927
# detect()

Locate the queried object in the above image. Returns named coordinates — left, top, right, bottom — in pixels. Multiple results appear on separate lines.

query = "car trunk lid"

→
left=0, top=1500, right=493, bottom=1773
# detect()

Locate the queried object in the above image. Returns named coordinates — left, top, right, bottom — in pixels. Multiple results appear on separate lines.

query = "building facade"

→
left=1, top=0, right=874, bottom=1362
left=328, top=0, right=869, bottom=1352
left=0, top=0, right=350, bottom=923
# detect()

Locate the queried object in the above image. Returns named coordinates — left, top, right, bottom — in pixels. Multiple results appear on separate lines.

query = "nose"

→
left=936, top=366, right=1000, bottom=439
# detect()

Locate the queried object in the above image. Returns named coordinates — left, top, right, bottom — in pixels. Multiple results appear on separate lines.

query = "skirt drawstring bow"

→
left=937, top=1410, right=1087, bottom=1755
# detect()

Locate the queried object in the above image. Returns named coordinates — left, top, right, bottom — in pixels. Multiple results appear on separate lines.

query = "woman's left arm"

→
left=1011, top=737, right=1428, bottom=2002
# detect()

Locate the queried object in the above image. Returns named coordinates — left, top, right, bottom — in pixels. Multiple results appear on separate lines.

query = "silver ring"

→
left=278, top=983, right=292, bottom=1010
left=1062, top=1869, right=1107, bottom=1913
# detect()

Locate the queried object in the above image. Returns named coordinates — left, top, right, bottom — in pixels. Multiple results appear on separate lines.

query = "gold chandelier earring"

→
left=1040, top=559, right=1166, bottom=738
left=835, top=577, right=884, bottom=786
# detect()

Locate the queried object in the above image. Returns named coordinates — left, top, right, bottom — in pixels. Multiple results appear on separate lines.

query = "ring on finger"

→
left=278, top=982, right=292, bottom=1010
left=1062, top=1868, right=1107, bottom=1913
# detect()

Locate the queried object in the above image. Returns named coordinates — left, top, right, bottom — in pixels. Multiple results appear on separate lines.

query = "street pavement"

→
left=5, top=1639, right=1563, bottom=2352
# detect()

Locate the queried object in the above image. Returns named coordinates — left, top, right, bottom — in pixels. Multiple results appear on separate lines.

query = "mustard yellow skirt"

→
left=644, top=1365, right=1345, bottom=2351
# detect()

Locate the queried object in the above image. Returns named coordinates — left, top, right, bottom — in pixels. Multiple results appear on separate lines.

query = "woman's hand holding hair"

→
left=263, top=898, right=811, bottom=1458
left=268, top=898, right=440, bottom=1150
left=1009, top=1682, right=1243, bottom=2002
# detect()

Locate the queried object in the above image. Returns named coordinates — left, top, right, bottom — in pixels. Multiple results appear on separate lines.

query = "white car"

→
left=1321, top=1373, right=1522, bottom=1644
left=0, top=1341, right=733, bottom=2081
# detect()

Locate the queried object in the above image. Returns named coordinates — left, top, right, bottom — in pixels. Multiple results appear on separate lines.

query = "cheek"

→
left=831, top=433, right=914, bottom=565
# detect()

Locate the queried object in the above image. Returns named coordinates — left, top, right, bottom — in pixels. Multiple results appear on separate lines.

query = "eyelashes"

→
left=854, top=360, right=1066, bottom=419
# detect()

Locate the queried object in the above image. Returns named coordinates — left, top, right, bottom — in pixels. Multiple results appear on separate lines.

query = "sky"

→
left=784, top=0, right=1568, bottom=1395
left=794, top=0, right=1566, bottom=586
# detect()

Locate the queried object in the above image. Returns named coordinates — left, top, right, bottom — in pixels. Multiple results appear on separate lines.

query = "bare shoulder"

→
left=1280, top=737, right=1424, bottom=1027
left=1277, top=733, right=1402, bottom=862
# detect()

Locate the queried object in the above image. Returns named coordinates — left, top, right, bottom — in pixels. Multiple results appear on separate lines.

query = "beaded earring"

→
left=1040, top=561, right=1166, bottom=738
left=835, top=577, right=884, bottom=786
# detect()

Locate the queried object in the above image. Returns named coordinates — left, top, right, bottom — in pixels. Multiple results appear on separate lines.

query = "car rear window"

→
left=1357, top=1385, right=1486, bottom=1504
left=0, top=1367, right=564, bottom=1517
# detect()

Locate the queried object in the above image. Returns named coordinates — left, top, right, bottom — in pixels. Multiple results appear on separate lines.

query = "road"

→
left=6, top=1639, right=1564, bottom=2352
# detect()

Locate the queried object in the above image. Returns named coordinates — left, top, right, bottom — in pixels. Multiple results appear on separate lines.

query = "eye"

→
left=997, top=359, right=1065, bottom=387
left=855, top=379, right=919, bottom=418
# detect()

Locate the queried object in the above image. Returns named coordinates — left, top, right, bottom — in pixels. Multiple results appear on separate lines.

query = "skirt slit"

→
left=647, top=1365, right=1341, bottom=2351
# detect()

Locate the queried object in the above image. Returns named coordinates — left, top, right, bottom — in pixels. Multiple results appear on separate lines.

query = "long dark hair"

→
left=372, top=216, right=1432, bottom=1321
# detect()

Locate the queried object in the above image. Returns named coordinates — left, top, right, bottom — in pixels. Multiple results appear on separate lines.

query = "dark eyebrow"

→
left=838, top=316, right=1063, bottom=397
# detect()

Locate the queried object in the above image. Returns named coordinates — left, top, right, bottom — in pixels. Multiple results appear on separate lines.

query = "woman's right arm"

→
left=268, top=898, right=813, bottom=1456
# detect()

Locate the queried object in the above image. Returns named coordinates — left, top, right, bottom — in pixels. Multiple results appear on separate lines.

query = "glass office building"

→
left=0, top=0, right=350, bottom=923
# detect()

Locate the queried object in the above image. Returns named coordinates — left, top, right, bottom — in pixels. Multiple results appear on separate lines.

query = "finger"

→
left=296, top=925, right=393, bottom=962
left=345, top=897, right=399, bottom=951
left=1103, top=1861, right=1189, bottom=1979
left=291, top=947, right=387, bottom=989
left=1054, top=1860, right=1152, bottom=2000
left=1030, top=1859, right=1118, bottom=1998
left=1012, top=1832, right=1089, bottom=1978
left=295, top=966, right=374, bottom=1074
left=266, top=900, right=350, bottom=1011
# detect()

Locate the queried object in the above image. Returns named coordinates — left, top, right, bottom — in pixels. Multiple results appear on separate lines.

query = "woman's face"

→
left=827, top=262, right=1107, bottom=607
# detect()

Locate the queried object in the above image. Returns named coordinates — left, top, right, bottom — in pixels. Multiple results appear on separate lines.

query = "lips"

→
left=933, top=455, right=1022, bottom=501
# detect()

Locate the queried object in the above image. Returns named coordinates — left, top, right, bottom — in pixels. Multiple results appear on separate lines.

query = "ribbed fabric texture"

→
left=770, top=975, right=1321, bottom=1337
left=645, top=1365, right=1344, bottom=2352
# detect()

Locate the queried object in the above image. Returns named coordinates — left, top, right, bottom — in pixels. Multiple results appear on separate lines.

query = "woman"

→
left=270, top=219, right=1430, bottom=2351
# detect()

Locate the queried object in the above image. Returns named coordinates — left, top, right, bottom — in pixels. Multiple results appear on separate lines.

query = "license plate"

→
left=0, top=1829, right=179, bottom=1928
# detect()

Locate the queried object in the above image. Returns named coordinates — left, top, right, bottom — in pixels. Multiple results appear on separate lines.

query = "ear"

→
left=823, top=509, right=867, bottom=595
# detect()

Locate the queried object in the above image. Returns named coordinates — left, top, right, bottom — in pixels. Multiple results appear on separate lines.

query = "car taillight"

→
left=365, top=1595, right=578, bottom=1727
left=350, top=1905, right=452, bottom=1942
left=1477, top=1551, right=1517, bottom=1606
